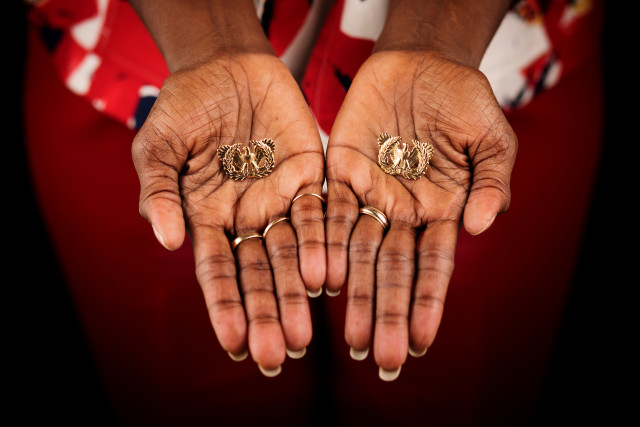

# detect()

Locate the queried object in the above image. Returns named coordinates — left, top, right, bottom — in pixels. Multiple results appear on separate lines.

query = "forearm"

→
left=128, top=0, right=274, bottom=72
left=374, top=0, right=513, bottom=68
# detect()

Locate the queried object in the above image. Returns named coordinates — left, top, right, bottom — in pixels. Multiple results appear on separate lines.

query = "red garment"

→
left=23, top=0, right=604, bottom=424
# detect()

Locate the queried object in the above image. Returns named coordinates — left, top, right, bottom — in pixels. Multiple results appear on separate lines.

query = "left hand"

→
left=325, top=50, right=517, bottom=379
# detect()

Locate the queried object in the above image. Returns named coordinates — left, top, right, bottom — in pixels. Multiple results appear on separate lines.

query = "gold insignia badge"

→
left=377, top=133, right=434, bottom=180
left=217, top=138, right=276, bottom=181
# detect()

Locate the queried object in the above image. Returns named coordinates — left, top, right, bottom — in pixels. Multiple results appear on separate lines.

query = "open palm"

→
left=132, top=53, right=326, bottom=375
left=326, top=51, right=517, bottom=377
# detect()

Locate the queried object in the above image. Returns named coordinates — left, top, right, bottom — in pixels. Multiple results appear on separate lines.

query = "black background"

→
left=7, top=1, right=634, bottom=425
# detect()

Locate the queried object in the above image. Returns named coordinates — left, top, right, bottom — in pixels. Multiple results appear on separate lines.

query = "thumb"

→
left=463, top=132, right=517, bottom=236
left=132, top=135, right=186, bottom=251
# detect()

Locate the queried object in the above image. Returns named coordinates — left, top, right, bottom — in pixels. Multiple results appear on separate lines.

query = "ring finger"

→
left=344, top=206, right=388, bottom=361
left=263, top=215, right=313, bottom=359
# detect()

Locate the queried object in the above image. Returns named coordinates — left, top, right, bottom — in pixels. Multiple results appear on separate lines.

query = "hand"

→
left=132, top=53, right=326, bottom=375
left=325, top=50, right=517, bottom=379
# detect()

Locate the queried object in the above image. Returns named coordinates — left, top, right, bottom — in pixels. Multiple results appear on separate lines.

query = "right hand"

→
left=131, top=53, right=326, bottom=375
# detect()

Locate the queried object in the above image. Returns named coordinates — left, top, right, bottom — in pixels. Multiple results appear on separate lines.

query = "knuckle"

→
left=208, top=298, right=243, bottom=314
left=247, top=312, right=280, bottom=326
left=238, top=258, right=272, bottom=274
left=349, top=239, right=379, bottom=255
left=376, top=311, right=408, bottom=325
left=298, top=239, right=324, bottom=252
left=326, top=240, right=349, bottom=252
left=378, top=250, right=413, bottom=268
left=326, top=213, right=356, bottom=229
left=269, top=242, right=298, bottom=262
left=417, top=247, right=455, bottom=274
left=412, top=293, right=445, bottom=310
left=277, top=291, right=308, bottom=306
left=196, top=253, right=236, bottom=283
left=293, top=214, right=324, bottom=228
left=347, top=291, right=374, bottom=307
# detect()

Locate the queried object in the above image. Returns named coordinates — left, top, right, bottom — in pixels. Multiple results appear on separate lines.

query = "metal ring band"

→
left=231, top=232, right=263, bottom=250
left=359, top=206, right=389, bottom=232
left=292, top=192, right=325, bottom=206
left=262, top=217, right=290, bottom=239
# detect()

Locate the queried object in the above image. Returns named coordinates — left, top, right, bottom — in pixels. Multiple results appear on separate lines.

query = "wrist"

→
left=128, top=0, right=274, bottom=72
left=373, top=0, right=512, bottom=68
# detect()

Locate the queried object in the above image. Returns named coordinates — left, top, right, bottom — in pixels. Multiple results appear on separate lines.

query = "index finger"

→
left=290, top=187, right=326, bottom=297
left=192, top=225, right=248, bottom=359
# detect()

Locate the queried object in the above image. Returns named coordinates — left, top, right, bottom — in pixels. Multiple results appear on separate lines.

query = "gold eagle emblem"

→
left=377, top=133, right=434, bottom=180
left=217, top=138, right=276, bottom=181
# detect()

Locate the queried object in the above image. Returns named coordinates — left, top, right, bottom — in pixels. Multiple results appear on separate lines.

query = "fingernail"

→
left=286, top=347, right=306, bottom=359
left=408, top=346, right=427, bottom=358
left=349, top=347, right=369, bottom=361
left=152, top=225, right=170, bottom=250
left=471, top=214, right=496, bottom=236
left=227, top=350, right=248, bottom=362
left=325, top=288, right=341, bottom=297
left=307, top=287, right=323, bottom=298
left=258, top=364, right=282, bottom=378
left=379, top=366, right=402, bottom=381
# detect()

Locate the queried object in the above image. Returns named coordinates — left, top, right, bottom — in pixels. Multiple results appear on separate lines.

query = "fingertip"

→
left=465, top=213, right=496, bottom=236
left=463, top=195, right=500, bottom=236
left=349, top=346, right=369, bottom=361
left=325, top=287, right=341, bottom=297
left=248, top=325, right=287, bottom=370
left=464, top=186, right=509, bottom=236
left=286, top=347, right=307, bottom=359
left=325, top=251, right=347, bottom=291
left=258, top=364, right=282, bottom=378
left=152, top=222, right=185, bottom=250
left=228, top=349, right=249, bottom=362
left=301, top=257, right=326, bottom=292
left=146, top=199, right=186, bottom=250
left=408, top=346, right=427, bottom=358
left=306, top=287, right=323, bottom=298
left=378, top=365, right=402, bottom=382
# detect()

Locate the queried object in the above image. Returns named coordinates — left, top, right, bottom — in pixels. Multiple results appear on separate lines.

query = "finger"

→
left=192, top=225, right=248, bottom=360
left=235, top=233, right=287, bottom=375
left=373, top=223, right=416, bottom=380
left=463, top=130, right=517, bottom=236
left=131, top=132, right=186, bottom=250
left=325, top=180, right=359, bottom=294
left=290, top=189, right=326, bottom=297
left=344, top=212, right=385, bottom=360
left=409, top=220, right=458, bottom=357
left=263, top=217, right=313, bottom=357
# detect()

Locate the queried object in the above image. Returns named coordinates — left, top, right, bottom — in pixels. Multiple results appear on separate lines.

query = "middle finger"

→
left=263, top=215, right=313, bottom=359
left=234, top=230, right=287, bottom=376
left=344, top=208, right=386, bottom=360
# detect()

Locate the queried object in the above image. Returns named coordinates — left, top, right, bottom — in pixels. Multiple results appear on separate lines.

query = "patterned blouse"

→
left=26, top=0, right=603, bottom=143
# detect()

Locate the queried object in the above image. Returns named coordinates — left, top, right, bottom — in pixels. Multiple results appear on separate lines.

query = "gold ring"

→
left=292, top=192, right=325, bottom=206
left=231, top=232, right=263, bottom=250
left=359, top=206, right=389, bottom=232
left=262, top=217, right=290, bottom=239
left=377, top=133, right=434, bottom=180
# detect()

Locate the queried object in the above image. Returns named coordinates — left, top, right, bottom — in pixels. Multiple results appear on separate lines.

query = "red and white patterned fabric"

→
left=27, top=0, right=601, bottom=134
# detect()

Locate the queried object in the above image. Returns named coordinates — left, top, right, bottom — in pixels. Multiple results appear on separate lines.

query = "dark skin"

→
left=129, top=0, right=326, bottom=375
left=129, top=0, right=517, bottom=379
left=326, top=0, right=517, bottom=379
